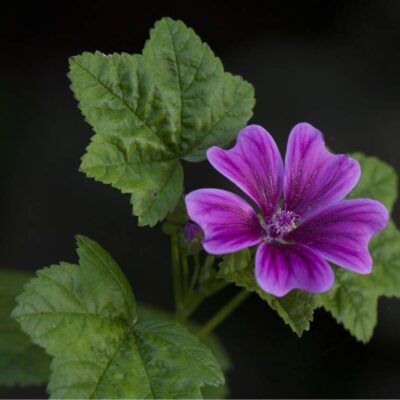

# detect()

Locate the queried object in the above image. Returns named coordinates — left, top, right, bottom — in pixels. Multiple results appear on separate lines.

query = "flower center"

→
left=262, top=209, right=300, bottom=242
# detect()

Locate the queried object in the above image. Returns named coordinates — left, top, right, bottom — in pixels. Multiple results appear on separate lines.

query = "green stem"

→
left=182, top=280, right=229, bottom=320
left=189, top=254, right=201, bottom=291
left=196, top=289, right=251, bottom=339
left=204, top=254, right=215, bottom=270
left=181, top=254, right=189, bottom=297
left=171, top=233, right=181, bottom=311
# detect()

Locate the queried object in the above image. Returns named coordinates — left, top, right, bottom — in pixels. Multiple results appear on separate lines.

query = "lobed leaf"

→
left=13, top=236, right=224, bottom=399
left=69, top=18, right=255, bottom=226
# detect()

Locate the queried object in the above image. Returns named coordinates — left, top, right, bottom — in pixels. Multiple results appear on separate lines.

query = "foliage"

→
left=13, top=236, right=224, bottom=399
left=69, top=17, right=255, bottom=226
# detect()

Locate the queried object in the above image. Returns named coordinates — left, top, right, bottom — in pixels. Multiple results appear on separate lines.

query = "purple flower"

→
left=185, top=123, right=389, bottom=297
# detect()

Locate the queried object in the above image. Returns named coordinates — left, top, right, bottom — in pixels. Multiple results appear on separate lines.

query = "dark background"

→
left=1, top=0, right=400, bottom=398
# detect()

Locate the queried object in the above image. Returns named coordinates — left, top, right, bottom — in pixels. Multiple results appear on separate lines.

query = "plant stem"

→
left=196, top=289, right=251, bottom=339
left=189, top=253, right=201, bottom=291
left=204, top=254, right=215, bottom=270
left=170, top=233, right=181, bottom=311
left=181, top=280, right=229, bottom=320
left=182, top=254, right=189, bottom=297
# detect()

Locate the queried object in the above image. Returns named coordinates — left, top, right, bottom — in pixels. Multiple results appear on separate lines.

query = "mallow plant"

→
left=1, top=17, right=400, bottom=399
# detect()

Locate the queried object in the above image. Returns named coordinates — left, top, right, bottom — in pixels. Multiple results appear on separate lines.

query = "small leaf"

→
left=0, top=270, right=50, bottom=387
left=69, top=18, right=255, bottom=226
left=319, top=153, right=400, bottom=342
left=218, top=249, right=318, bottom=336
left=13, top=236, right=224, bottom=399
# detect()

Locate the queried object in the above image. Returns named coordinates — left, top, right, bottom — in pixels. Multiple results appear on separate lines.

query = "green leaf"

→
left=348, top=152, right=397, bottom=211
left=319, top=153, right=400, bottom=342
left=143, top=18, right=255, bottom=162
left=368, top=221, right=400, bottom=297
left=318, top=267, right=379, bottom=343
left=69, top=18, right=255, bottom=226
left=137, top=303, right=231, bottom=399
left=0, top=270, right=50, bottom=387
left=198, top=337, right=230, bottom=399
left=218, top=249, right=318, bottom=336
left=13, top=236, right=224, bottom=399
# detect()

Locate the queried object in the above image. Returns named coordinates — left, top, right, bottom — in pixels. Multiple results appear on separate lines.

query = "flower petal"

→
left=185, top=189, right=263, bottom=254
left=207, top=125, right=284, bottom=218
left=284, top=123, right=361, bottom=217
left=255, top=242, right=334, bottom=297
left=289, top=199, right=389, bottom=273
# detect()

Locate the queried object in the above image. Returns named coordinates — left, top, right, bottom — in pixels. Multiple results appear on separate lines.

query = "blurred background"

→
left=1, top=0, right=400, bottom=398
